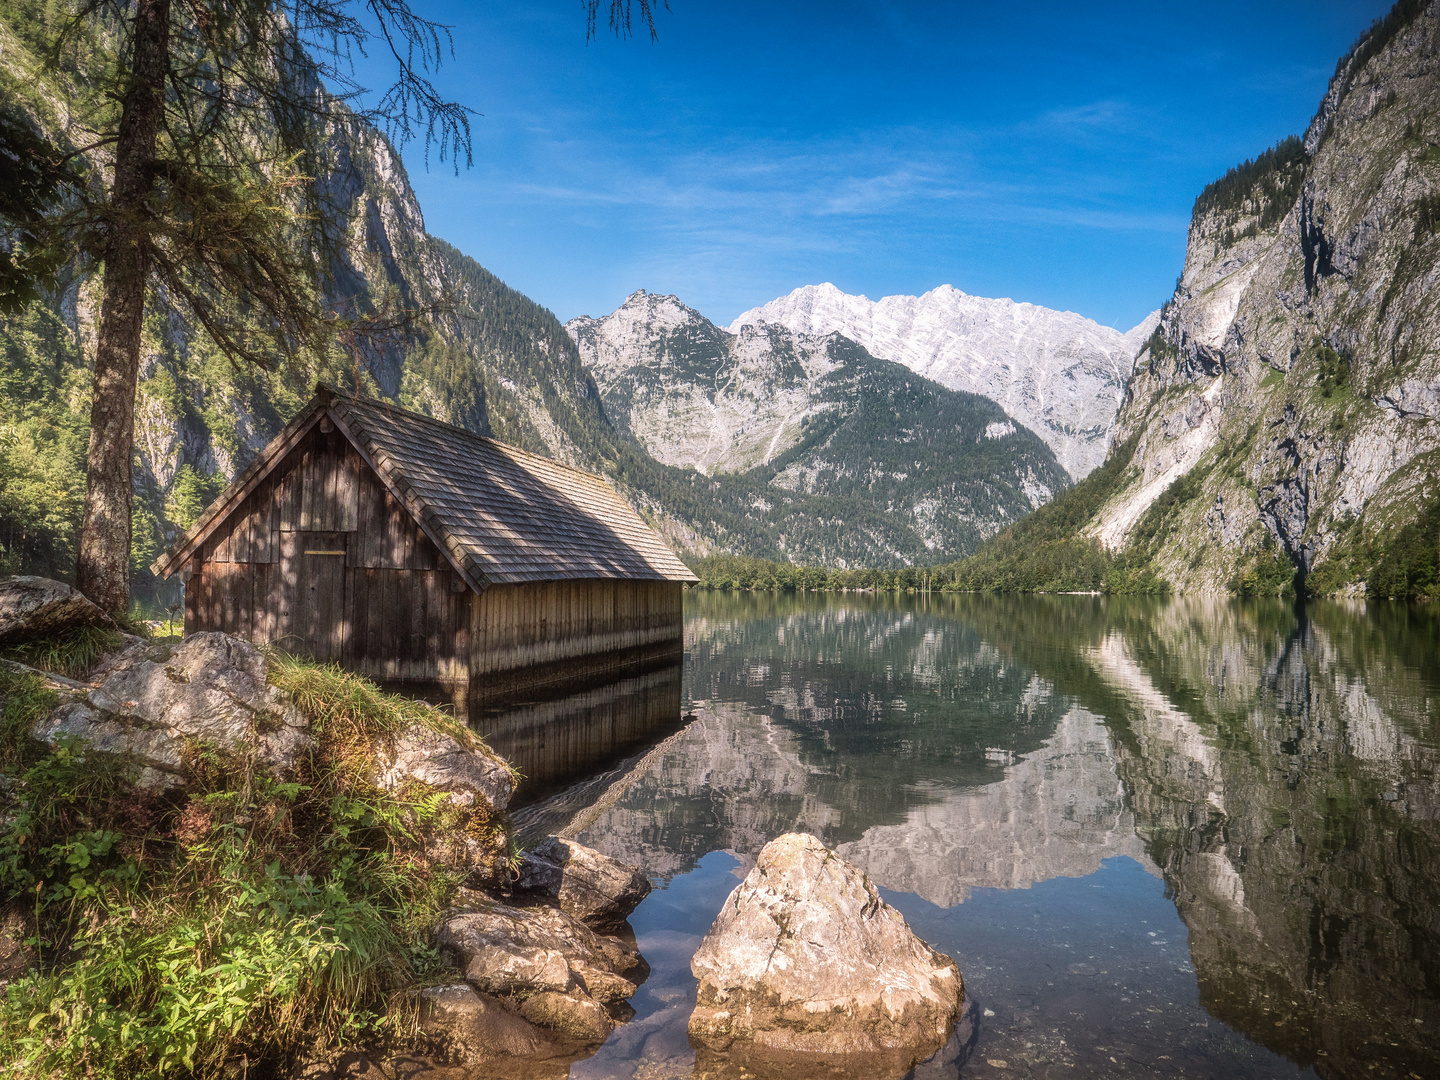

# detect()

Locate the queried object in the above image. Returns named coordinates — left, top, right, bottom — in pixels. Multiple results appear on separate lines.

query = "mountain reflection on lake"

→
left=508, top=593, right=1440, bottom=1080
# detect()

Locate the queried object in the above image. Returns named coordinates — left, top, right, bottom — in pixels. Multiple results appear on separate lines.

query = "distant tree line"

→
left=687, top=434, right=1169, bottom=596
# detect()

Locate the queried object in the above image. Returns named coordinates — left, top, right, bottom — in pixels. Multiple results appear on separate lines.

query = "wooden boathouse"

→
left=152, top=385, right=696, bottom=708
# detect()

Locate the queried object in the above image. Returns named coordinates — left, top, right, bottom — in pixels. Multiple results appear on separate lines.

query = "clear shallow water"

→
left=505, top=593, right=1440, bottom=1079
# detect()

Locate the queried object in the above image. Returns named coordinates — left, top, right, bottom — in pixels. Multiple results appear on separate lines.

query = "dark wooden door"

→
left=288, top=531, right=348, bottom=661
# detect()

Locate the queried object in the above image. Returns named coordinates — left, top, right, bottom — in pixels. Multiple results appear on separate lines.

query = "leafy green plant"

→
left=0, top=651, right=514, bottom=1078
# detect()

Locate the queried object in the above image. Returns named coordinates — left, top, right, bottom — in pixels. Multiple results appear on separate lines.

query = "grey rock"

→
left=515, top=835, right=651, bottom=931
left=374, top=723, right=515, bottom=813
left=688, top=832, right=963, bottom=1067
left=517, top=990, right=615, bottom=1044
left=0, top=576, right=113, bottom=643
left=32, top=632, right=308, bottom=788
left=437, top=902, right=647, bottom=1005
left=416, top=983, right=553, bottom=1060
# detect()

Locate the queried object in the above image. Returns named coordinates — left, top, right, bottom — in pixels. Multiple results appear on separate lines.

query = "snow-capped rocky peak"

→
left=731, top=283, right=1159, bottom=479
left=567, top=290, right=845, bottom=475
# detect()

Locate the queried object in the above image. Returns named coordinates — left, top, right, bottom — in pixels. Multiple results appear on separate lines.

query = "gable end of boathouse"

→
left=151, top=385, right=696, bottom=708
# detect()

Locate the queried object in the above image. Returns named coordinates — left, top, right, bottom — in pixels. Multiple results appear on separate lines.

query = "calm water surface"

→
left=504, top=593, right=1440, bottom=1079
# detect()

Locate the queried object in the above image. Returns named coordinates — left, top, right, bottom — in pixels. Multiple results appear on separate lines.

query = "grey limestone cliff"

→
left=1088, top=1, right=1440, bottom=594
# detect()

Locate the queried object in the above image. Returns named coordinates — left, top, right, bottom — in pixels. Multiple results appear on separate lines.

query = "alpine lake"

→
left=483, top=591, right=1440, bottom=1080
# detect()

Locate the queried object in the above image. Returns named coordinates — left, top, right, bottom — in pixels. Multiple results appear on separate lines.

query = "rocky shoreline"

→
left=0, top=576, right=967, bottom=1078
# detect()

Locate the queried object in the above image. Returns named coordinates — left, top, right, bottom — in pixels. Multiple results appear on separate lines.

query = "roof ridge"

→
left=322, top=383, right=618, bottom=487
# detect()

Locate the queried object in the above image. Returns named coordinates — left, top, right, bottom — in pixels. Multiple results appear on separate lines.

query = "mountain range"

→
left=566, top=290, right=1070, bottom=559
left=733, top=283, right=1158, bottom=480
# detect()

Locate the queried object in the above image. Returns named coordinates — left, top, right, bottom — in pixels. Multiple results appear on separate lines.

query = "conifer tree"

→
left=14, top=0, right=662, bottom=614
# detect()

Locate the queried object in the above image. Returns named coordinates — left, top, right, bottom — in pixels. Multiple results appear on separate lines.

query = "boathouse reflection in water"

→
left=473, top=662, right=685, bottom=801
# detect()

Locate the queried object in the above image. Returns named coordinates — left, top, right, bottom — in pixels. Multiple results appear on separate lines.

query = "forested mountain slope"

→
left=963, top=0, right=1440, bottom=599
left=0, top=0, right=1065, bottom=591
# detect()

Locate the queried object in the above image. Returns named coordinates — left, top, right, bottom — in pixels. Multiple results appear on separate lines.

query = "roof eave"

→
left=150, top=394, right=331, bottom=578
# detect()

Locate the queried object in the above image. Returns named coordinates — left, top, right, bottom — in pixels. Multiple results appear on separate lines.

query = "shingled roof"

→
left=153, top=385, right=697, bottom=588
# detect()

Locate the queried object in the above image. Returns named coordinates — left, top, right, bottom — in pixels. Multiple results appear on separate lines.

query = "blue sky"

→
left=364, top=1, right=1393, bottom=331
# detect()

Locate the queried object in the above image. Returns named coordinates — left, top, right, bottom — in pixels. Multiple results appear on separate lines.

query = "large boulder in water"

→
left=0, top=576, right=113, bottom=642
left=688, top=832, right=963, bottom=1072
left=514, top=835, right=652, bottom=931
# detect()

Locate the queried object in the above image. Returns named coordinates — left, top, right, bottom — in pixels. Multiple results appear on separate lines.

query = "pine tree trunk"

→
left=75, top=0, right=171, bottom=614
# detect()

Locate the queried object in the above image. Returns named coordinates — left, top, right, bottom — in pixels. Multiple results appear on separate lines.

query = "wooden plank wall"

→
left=186, top=426, right=466, bottom=685
left=468, top=578, right=684, bottom=684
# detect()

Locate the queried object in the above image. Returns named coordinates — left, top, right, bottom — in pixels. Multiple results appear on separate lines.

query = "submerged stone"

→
left=689, top=832, right=963, bottom=1073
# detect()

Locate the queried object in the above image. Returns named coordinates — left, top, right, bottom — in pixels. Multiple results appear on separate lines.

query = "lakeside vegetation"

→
left=687, top=434, right=1167, bottom=596
left=0, top=643, right=507, bottom=1078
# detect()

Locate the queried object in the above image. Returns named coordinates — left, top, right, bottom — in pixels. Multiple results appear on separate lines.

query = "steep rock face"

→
left=567, top=291, right=1073, bottom=563
left=1088, top=2, right=1440, bottom=592
left=732, top=283, right=1157, bottom=480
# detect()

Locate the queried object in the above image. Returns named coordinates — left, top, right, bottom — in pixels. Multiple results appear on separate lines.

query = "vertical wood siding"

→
left=186, top=426, right=465, bottom=684
left=470, top=579, right=685, bottom=672
left=184, top=423, right=685, bottom=704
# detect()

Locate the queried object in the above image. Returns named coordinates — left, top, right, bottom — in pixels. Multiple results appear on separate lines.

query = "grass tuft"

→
left=0, top=650, right=515, bottom=1078
left=0, top=624, right=124, bottom=678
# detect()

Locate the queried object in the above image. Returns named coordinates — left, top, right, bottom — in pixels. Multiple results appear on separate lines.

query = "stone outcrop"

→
left=0, top=576, right=113, bottom=642
left=435, top=899, right=649, bottom=1054
left=514, top=835, right=651, bottom=932
left=24, top=627, right=515, bottom=825
left=438, top=902, right=646, bottom=1004
left=375, top=723, right=516, bottom=814
left=34, top=632, right=310, bottom=789
left=688, top=832, right=963, bottom=1072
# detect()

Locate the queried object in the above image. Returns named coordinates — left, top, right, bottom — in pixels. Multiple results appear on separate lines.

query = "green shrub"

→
left=0, top=623, right=123, bottom=678
left=0, top=653, right=511, bottom=1078
left=1229, top=545, right=1298, bottom=597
